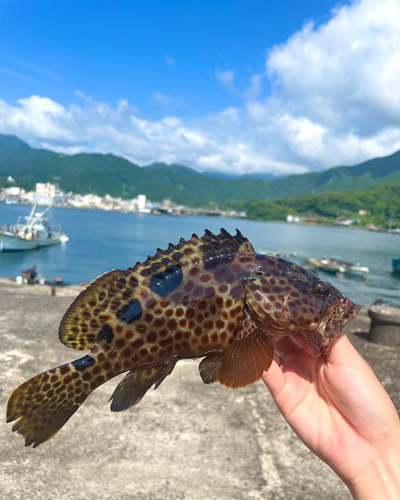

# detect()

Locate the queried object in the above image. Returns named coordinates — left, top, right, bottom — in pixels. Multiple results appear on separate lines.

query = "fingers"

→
left=327, top=333, right=359, bottom=365
left=262, top=360, right=286, bottom=400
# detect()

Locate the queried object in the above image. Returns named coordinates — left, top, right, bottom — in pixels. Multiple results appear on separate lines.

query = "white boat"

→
left=0, top=204, right=69, bottom=252
left=305, top=258, right=344, bottom=274
left=305, top=257, right=369, bottom=278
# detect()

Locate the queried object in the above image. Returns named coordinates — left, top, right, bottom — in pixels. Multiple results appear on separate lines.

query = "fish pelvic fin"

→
left=6, top=355, right=107, bottom=447
left=109, top=360, right=177, bottom=412
left=217, top=313, right=274, bottom=389
left=199, top=352, right=224, bottom=384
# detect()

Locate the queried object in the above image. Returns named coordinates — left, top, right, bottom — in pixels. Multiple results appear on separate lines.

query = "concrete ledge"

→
left=1, top=284, right=399, bottom=500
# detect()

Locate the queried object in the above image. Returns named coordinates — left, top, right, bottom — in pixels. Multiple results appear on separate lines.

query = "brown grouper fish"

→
left=7, top=229, right=360, bottom=447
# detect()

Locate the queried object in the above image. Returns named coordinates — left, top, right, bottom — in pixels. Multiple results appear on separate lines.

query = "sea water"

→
left=0, top=203, right=399, bottom=307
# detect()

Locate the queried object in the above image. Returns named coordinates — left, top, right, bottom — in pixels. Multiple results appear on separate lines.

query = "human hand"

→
left=262, top=334, right=400, bottom=499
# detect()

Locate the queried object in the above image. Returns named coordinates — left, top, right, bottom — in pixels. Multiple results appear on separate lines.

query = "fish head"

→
left=244, top=259, right=361, bottom=355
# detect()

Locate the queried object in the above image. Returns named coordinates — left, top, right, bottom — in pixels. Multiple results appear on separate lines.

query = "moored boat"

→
left=305, top=257, right=369, bottom=278
left=0, top=204, right=69, bottom=252
left=305, top=258, right=343, bottom=274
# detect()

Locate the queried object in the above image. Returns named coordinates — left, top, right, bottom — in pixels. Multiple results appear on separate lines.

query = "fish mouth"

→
left=323, top=298, right=361, bottom=340
left=307, top=298, right=361, bottom=356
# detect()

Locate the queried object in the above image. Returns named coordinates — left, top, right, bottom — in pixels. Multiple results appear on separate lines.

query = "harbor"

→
left=1, top=202, right=399, bottom=308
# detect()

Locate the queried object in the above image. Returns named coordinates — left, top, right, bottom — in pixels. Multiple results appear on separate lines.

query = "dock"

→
left=1, top=279, right=399, bottom=500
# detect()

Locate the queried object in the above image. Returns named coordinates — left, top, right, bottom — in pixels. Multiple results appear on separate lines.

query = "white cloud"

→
left=166, top=57, right=175, bottom=65
left=258, top=0, right=400, bottom=166
left=215, top=69, right=236, bottom=94
left=153, top=92, right=184, bottom=111
left=243, top=74, right=263, bottom=101
left=1, top=0, right=400, bottom=176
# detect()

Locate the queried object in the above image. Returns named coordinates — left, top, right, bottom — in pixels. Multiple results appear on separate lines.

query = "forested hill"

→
left=264, top=150, right=400, bottom=199
left=0, top=134, right=399, bottom=206
left=228, top=183, right=400, bottom=227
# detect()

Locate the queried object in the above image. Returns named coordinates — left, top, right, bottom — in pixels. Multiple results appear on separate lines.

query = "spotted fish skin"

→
left=6, top=228, right=360, bottom=447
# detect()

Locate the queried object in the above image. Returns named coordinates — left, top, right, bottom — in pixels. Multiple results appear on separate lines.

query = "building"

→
left=5, top=186, right=25, bottom=197
left=137, top=194, right=146, bottom=210
left=36, top=182, right=57, bottom=198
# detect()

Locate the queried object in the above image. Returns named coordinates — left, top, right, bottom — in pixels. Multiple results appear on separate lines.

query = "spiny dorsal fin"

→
left=58, top=229, right=254, bottom=351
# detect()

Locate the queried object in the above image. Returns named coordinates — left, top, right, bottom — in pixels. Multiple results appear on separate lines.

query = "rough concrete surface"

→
left=0, top=279, right=399, bottom=500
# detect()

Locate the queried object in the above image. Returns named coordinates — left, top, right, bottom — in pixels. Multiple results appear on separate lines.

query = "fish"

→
left=6, top=228, right=360, bottom=447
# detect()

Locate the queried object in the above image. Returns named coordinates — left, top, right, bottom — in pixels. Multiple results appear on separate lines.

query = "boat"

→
left=305, top=257, right=369, bottom=278
left=305, top=258, right=343, bottom=274
left=393, top=258, right=400, bottom=275
left=332, top=259, right=369, bottom=278
left=0, top=204, right=69, bottom=252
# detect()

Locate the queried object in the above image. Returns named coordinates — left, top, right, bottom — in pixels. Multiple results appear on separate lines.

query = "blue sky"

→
left=0, top=0, right=340, bottom=119
left=1, top=0, right=400, bottom=176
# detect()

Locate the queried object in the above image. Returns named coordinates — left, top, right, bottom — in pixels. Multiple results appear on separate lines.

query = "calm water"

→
left=0, top=203, right=399, bottom=307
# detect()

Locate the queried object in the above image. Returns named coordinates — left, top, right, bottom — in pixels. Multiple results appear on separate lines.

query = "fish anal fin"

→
left=199, top=352, right=224, bottom=384
left=109, top=361, right=177, bottom=412
left=217, top=316, right=274, bottom=389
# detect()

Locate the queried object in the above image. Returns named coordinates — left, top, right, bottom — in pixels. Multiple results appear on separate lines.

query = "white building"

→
left=36, top=182, right=57, bottom=198
left=81, top=194, right=103, bottom=208
left=137, top=194, right=146, bottom=210
left=5, top=186, right=25, bottom=197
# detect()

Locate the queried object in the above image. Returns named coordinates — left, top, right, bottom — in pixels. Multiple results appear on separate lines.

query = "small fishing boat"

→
left=393, top=258, right=400, bottom=275
left=305, top=258, right=369, bottom=278
left=305, top=258, right=343, bottom=274
left=0, top=204, right=69, bottom=252
left=328, top=258, right=369, bottom=278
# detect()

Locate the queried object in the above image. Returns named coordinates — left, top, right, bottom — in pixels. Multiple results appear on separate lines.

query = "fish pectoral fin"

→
left=109, top=361, right=177, bottom=412
left=199, top=352, right=224, bottom=384
left=217, top=318, right=274, bottom=389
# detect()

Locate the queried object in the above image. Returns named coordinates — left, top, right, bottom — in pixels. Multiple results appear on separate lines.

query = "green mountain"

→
left=0, top=134, right=57, bottom=166
left=0, top=134, right=400, bottom=206
left=0, top=139, right=275, bottom=206
left=264, top=150, right=400, bottom=199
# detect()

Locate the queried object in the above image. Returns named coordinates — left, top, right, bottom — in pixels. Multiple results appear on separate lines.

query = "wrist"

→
left=348, top=439, right=400, bottom=500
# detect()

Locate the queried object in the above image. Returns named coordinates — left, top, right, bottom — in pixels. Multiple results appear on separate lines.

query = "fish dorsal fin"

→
left=59, top=228, right=254, bottom=351
left=109, top=361, right=177, bottom=411
left=217, top=311, right=274, bottom=389
left=59, top=269, right=137, bottom=350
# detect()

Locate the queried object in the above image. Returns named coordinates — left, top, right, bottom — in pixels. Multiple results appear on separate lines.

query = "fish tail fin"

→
left=6, top=355, right=105, bottom=447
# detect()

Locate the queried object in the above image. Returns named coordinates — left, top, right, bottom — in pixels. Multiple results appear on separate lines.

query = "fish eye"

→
left=312, top=281, right=331, bottom=297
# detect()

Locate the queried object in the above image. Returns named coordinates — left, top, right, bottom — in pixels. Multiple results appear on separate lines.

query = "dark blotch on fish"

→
left=150, top=265, right=182, bottom=297
left=117, top=299, right=143, bottom=323
left=98, top=324, right=114, bottom=344
left=72, top=355, right=95, bottom=371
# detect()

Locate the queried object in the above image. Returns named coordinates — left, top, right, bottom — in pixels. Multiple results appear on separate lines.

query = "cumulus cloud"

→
left=1, top=0, right=400, bottom=176
left=259, top=0, right=400, bottom=167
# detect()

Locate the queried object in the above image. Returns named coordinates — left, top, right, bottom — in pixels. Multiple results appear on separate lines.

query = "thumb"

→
left=261, top=358, right=286, bottom=401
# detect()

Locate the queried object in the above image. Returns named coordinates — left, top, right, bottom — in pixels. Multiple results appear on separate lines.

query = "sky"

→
left=0, top=0, right=400, bottom=176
